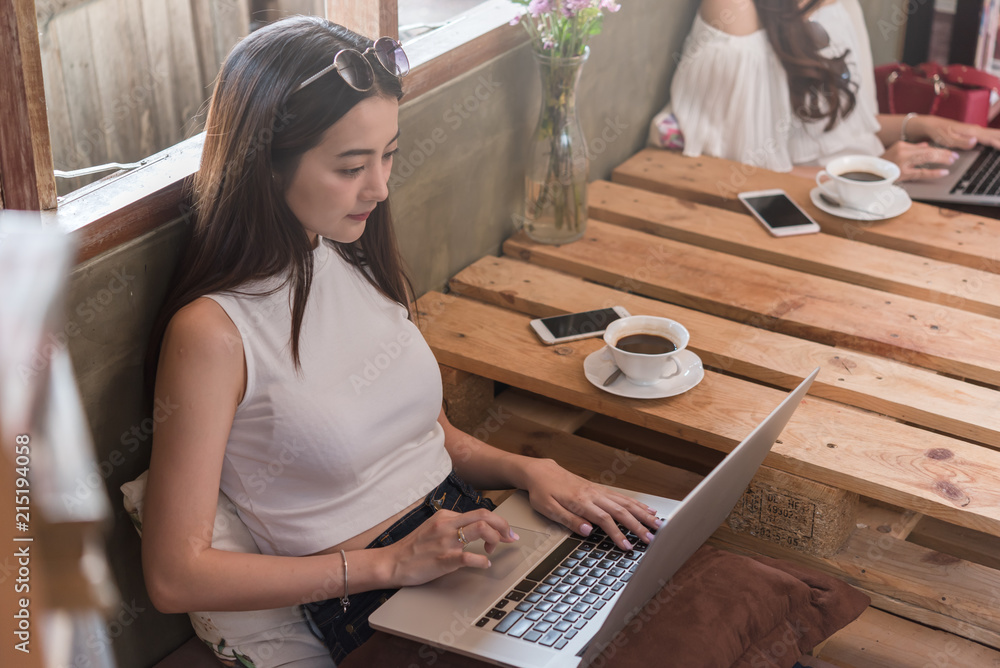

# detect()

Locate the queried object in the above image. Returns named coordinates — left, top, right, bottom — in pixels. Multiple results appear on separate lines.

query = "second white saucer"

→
left=809, top=185, right=912, bottom=221
left=583, top=346, right=704, bottom=399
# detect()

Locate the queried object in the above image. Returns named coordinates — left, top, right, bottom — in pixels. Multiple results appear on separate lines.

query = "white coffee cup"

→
left=816, top=155, right=900, bottom=212
left=603, top=316, right=689, bottom=386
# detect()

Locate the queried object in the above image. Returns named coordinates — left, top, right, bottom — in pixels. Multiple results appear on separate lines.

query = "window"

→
left=1, top=0, right=522, bottom=257
left=399, top=0, right=488, bottom=42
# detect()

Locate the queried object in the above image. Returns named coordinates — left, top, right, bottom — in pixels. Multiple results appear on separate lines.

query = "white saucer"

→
left=583, top=347, right=704, bottom=399
left=809, top=185, right=912, bottom=221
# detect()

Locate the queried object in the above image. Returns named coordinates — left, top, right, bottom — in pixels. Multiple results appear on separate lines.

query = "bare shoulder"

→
left=159, top=297, right=245, bottom=404
left=699, top=0, right=761, bottom=36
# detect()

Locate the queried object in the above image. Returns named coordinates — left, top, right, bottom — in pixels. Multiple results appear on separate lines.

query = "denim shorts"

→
left=303, top=471, right=497, bottom=664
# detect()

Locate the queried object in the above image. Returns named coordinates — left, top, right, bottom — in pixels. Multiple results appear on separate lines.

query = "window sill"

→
left=54, top=1, right=526, bottom=264
left=403, top=0, right=526, bottom=99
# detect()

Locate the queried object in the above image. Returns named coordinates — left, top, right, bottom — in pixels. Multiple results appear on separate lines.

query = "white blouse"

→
left=652, top=0, right=884, bottom=171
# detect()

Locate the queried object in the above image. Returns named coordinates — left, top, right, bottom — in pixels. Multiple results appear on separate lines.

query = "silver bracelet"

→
left=900, top=112, right=918, bottom=143
left=339, top=549, right=350, bottom=613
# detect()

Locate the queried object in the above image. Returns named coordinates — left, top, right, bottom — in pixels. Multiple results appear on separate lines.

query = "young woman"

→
left=653, top=0, right=1000, bottom=181
left=141, top=16, right=660, bottom=663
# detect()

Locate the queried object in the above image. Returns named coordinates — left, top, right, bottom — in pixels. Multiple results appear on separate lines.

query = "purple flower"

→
left=510, top=13, right=522, bottom=25
left=543, top=39, right=557, bottom=50
left=599, top=0, right=620, bottom=12
left=528, top=0, right=553, bottom=16
left=563, top=0, right=592, bottom=16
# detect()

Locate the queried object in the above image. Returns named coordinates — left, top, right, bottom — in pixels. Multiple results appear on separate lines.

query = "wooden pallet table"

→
left=418, top=149, right=1000, bottom=659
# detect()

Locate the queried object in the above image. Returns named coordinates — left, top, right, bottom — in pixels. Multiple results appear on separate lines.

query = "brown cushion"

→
left=339, top=545, right=869, bottom=668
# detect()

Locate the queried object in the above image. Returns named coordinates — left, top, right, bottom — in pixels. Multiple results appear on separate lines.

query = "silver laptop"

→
left=370, top=368, right=820, bottom=668
left=903, top=145, right=1000, bottom=205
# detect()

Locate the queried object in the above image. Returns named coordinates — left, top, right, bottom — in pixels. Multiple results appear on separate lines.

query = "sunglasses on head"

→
left=296, top=36, right=409, bottom=92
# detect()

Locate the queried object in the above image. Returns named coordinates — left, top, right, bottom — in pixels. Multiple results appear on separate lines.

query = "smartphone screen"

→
left=540, top=308, right=622, bottom=339
left=741, top=193, right=815, bottom=229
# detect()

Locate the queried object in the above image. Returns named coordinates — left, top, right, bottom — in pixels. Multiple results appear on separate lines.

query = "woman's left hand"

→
left=519, top=458, right=662, bottom=551
left=916, top=114, right=1000, bottom=151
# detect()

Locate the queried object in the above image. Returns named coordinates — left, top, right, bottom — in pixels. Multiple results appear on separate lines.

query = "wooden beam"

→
left=325, top=0, right=397, bottom=40
left=0, top=0, right=57, bottom=210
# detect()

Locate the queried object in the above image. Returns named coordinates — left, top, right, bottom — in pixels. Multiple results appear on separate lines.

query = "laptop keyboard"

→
left=474, top=520, right=661, bottom=650
left=951, top=146, right=1000, bottom=196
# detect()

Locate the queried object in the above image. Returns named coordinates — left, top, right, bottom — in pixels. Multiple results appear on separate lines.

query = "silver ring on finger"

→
left=457, top=526, right=469, bottom=546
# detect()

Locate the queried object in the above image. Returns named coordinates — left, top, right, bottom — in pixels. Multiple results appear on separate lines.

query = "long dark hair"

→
left=754, top=0, right=857, bottom=131
left=145, top=16, right=409, bottom=396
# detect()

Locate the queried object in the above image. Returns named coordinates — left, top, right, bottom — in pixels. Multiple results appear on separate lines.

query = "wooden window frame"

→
left=0, top=0, right=57, bottom=210
left=1, top=0, right=525, bottom=264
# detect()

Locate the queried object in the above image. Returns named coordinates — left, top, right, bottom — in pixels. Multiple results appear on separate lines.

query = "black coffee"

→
left=839, top=170, right=884, bottom=182
left=614, top=333, right=677, bottom=355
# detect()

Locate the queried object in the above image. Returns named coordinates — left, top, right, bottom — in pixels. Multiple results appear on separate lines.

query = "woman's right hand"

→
left=380, top=508, right=519, bottom=587
left=881, top=141, right=960, bottom=181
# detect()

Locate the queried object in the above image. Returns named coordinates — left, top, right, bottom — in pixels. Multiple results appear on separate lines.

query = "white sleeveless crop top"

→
left=204, top=238, right=453, bottom=556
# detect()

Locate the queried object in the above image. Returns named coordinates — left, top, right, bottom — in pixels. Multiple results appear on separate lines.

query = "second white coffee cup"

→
left=816, top=155, right=900, bottom=211
left=603, top=316, right=689, bottom=386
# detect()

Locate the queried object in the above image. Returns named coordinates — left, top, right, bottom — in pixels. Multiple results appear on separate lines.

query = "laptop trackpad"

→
left=463, top=526, right=553, bottom=581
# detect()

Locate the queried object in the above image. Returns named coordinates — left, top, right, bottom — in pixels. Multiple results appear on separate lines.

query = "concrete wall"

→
left=67, top=2, right=697, bottom=666
left=858, top=0, right=910, bottom=66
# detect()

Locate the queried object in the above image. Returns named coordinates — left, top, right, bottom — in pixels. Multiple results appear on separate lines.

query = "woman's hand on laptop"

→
left=518, top=459, right=661, bottom=552
left=911, top=114, right=1000, bottom=152
left=380, top=507, right=519, bottom=587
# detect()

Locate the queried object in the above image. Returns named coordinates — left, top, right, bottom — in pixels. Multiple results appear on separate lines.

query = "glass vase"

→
left=523, top=48, right=589, bottom=245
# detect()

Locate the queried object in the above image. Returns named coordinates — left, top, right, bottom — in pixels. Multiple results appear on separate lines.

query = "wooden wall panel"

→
left=325, top=0, right=398, bottom=39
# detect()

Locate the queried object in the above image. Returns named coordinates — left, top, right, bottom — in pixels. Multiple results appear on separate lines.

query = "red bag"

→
left=874, top=62, right=1000, bottom=127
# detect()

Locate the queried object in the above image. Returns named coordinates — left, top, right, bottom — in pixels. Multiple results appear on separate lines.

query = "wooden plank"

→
left=854, top=500, right=923, bottom=541
left=503, top=221, right=1000, bottom=387
left=815, top=608, right=1000, bottom=667
left=189, top=0, right=219, bottom=89
left=325, top=0, right=397, bottom=39
left=494, top=388, right=594, bottom=434
left=449, top=256, right=1000, bottom=450
left=0, top=0, right=57, bottom=209
left=140, top=0, right=202, bottom=150
left=36, top=13, right=77, bottom=196
left=577, top=414, right=724, bottom=476
left=611, top=148, right=1000, bottom=274
left=53, top=2, right=105, bottom=172
left=909, top=516, right=1000, bottom=572
left=414, top=291, right=1000, bottom=538
left=711, top=521, right=1000, bottom=646
left=209, top=0, right=250, bottom=71
left=588, top=180, right=1000, bottom=320
left=486, top=413, right=704, bottom=502
left=86, top=0, right=157, bottom=164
